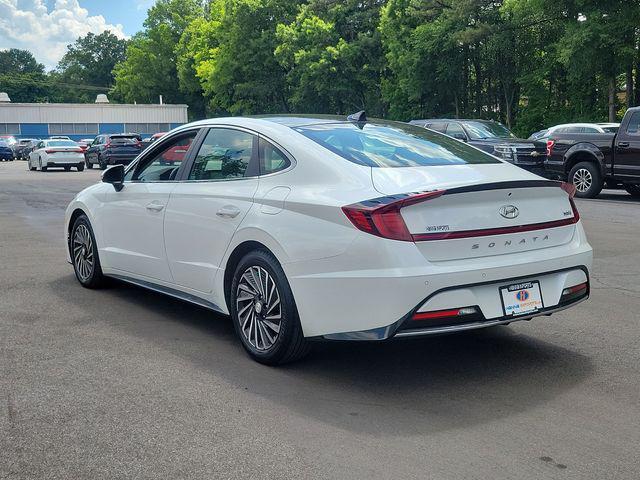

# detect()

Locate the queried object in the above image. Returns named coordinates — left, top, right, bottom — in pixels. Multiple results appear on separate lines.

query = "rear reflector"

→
left=412, top=307, right=477, bottom=321
left=562, top=282, right=588, bottom=296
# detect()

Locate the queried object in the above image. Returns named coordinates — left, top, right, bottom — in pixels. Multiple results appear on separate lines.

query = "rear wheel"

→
left=98, top=155, right=107, bottom=170
left=77, top=163, right=84, bottom=172
left=64, top=166, right=71, bottom=171
left=86, top=158, right=93, bottom=169
left=70, top=215, right=106, bottom=288
left=568, top=162, right=602, bottom=198
left=230, top=250, right=310, bottom=365
left=624, top=184, right=640, bottom=198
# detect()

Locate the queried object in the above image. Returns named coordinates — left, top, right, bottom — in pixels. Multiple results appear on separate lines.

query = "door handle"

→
left=216, top=205, right=241, bottom=218
left=146, top=202, right=165, bottom=212
left=618, top=142, right=630, bottom=148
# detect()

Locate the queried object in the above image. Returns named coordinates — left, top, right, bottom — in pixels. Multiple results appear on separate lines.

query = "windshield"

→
left=295, top=122, right=500, bottom=167
left=463, top=121, right=516, bottom=140
left=46, top=140, right=78, bottom=147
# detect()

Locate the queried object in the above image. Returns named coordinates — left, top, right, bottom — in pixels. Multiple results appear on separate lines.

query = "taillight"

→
left=560, top=182, right=580, bottom=221
left=342, top=190, right=445, bottom=241
left=412, top=307, right=478, bottom=321
left=45, top=149, right=55, bottom=154
left=72, top=148, right=83, bottom=153
left=546, top=140, right=555, bottom=156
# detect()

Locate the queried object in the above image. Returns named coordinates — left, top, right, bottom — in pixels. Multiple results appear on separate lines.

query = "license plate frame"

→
left=500, top=281, right=544, bottom=317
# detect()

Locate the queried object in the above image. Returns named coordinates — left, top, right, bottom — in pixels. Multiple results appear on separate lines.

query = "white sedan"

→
left=29, top=139, right=85, bottom=171
left=64, top=114, right=592, bottom=364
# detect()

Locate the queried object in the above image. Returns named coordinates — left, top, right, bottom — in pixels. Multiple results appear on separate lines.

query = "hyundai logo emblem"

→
left=499, top=205, right=519, bottom=219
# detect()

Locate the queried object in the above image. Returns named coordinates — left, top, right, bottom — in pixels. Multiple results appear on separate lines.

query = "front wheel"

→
left=230, top=250, right=310, bottom=365
left=85, top=159, right=93, bottom=169
left=624, top=184, right=640, bottom=198
left=568, top=162, right=603, bottom=198
left=77, top=163, right=84, bottom=172
left=70, top=215, right=106, bottom=288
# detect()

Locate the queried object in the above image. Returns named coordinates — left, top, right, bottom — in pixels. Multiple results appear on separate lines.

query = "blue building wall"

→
left=14, top=123, right=184, bottom=141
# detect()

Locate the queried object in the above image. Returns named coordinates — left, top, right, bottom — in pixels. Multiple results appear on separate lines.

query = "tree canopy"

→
left=4, top=0, right=640, bottom=135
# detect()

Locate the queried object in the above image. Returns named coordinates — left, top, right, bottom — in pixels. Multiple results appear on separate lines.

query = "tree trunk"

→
left=626, top=63, right=634, bottom=108
left=608, top=77, right=616, bottom=122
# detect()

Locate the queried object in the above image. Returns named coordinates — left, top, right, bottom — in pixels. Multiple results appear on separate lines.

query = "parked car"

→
left=19, top=139, right=40, bottom=160
left=0, top=140, right=13, bottom=161
left=84, top=133, right=143, bottom=169
left=13, top=138, right=38, bottom=159
left=0, top=135, right=17, bottom=159
left=64, top=114, right=592, bottom=365
left=77, top=138, right=95, bottom=153
left=529, top=123, right=619, bottom=141
left=545, top=107, right=640, bottom=198
left=28, top=139, right=85, bottom=171
left=409, top=118, right=547, bottom=173
left=50, top=136, right=71, bottom=140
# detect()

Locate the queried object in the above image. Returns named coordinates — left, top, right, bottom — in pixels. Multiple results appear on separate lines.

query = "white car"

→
left=529, top=122, right=619, bottom=140
left=29, top=139, right=85, bottom=171
left=64, top=115, right=592, bottom=364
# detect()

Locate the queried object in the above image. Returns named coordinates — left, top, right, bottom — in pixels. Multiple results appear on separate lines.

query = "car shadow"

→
left=51, top=274, right=593, bottom=436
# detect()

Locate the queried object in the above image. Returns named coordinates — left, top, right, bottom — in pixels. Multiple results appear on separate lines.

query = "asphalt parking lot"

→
left=1, top=160, right=639, bottom=479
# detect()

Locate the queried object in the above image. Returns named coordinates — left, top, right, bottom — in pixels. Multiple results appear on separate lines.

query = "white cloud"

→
left=0, top=0, right=128, bottom=69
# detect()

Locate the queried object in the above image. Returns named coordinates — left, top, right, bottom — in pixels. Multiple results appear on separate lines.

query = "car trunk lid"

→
left=370, top=164, right=578, bottom=261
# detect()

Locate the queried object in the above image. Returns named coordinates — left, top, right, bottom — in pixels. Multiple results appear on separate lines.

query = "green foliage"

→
left=54, top=31, right=128, bottom=102
left=112, top=0, right=205, bottom=114
left=6, top=0, right=640, bottom=135
left=0, top=49, right=50, bottom=102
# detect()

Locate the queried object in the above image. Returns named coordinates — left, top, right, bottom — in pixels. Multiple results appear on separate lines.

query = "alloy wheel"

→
left=235, top=266, right=282, bottom=351
left=73, top=224, right=94, bottom=281
left=573, top=168, right=592, bottom=193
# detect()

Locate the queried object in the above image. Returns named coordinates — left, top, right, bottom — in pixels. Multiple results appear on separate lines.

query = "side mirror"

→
left=452, top=133, right=467, bottom=142
left=102, top=164, right=125, bottom=191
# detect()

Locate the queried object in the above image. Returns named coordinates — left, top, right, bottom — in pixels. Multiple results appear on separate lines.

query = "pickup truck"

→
left=545, top=107, right=640, bottom=198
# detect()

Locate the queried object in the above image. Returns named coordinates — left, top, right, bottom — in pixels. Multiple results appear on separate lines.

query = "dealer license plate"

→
left=500, top=281, right=543, bottom=316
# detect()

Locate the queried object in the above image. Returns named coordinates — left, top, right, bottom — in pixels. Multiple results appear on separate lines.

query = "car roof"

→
left=411, top=118, right=498, bottom=124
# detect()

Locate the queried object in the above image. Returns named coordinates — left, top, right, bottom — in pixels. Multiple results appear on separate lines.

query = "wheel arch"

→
left=564, top=144, right=605, bottom=177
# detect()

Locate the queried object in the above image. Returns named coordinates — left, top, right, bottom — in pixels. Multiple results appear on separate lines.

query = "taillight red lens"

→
left=342, top=190, right=445, bottom=241
left=560, top=181, right=576, bottom=198
left=546, top=140, right=555, bottom=156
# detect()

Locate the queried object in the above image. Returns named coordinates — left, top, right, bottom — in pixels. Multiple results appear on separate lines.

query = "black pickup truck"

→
left=545, top=107, right=640, bottom=198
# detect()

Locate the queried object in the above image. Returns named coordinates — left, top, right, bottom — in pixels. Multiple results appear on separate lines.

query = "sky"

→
left=0, top=0, right=151, bottom=70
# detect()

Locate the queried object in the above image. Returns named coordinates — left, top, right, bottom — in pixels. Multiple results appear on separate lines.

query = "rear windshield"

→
left=47, top=140, right=77, bottom=147
left=601, top=126, right=618, bottom=133
left=294, top=122, right=500, bottom=167
left=110, top=136, right=138, bottom=144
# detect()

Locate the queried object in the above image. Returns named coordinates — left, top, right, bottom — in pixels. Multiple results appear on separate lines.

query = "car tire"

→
left=568, top=162, right=602, bottom=199
left=40, top=157, right=47, bottom=172
left=64, top=166, right=71, bottom=171
left=77, top=163, right=84, bottom=172
left=86, top=159, right=93, bottom=169
left=98, top=155, right=107, bottom=170
left=230, top=249, right=310, bottom=365
left=624, top=184, right=640, bottom=198
left=70, top=214, right=106, bottom=289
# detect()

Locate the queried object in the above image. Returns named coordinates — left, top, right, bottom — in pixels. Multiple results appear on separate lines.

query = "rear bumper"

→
left=45, top=159, right=84, bottom=166
left=322, top=266, right=589, bottom=340
left=288, top=222, right=592, bottom=338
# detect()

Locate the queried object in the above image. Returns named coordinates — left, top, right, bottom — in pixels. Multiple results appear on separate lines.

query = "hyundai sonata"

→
left=64, top=114, right=592, bottom=364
